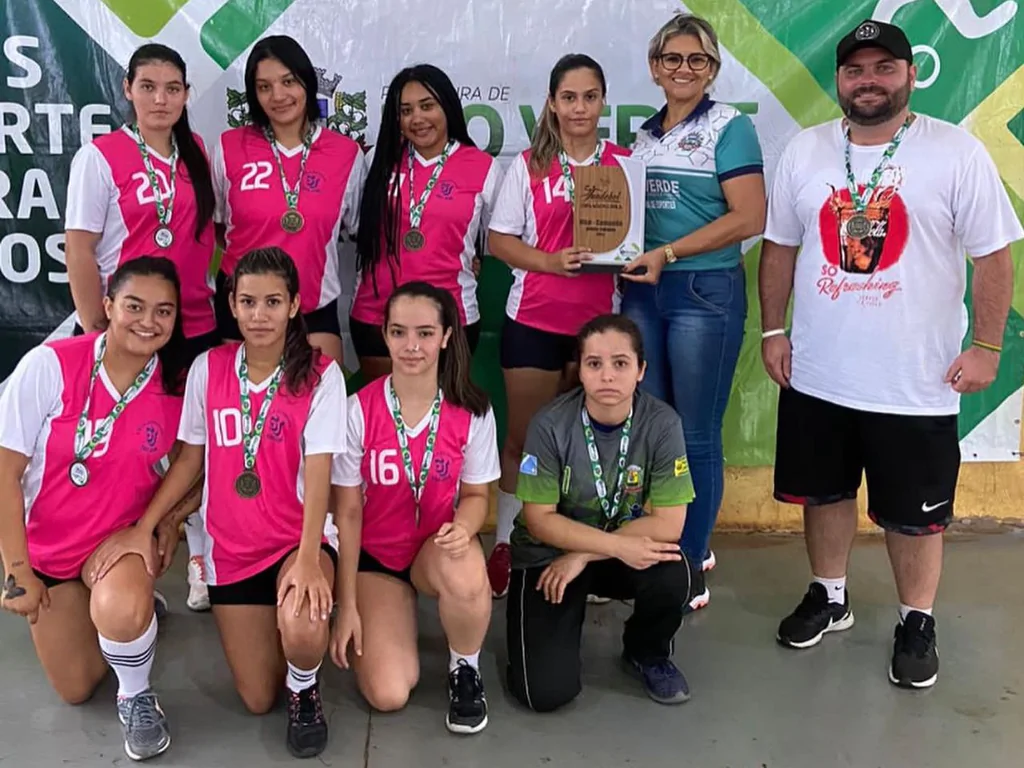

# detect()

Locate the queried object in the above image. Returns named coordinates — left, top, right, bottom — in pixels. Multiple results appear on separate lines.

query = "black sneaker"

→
left=286, top=682, right=328, bottom=759
left=446, top=660, right=488, bottom=734
left=777, top=582, right=855, bottom=649
left=889, top=611, right=939, bottom=689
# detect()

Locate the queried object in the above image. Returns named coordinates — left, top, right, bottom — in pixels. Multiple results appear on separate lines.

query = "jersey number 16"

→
left=368, top=448, right=400, bottom=486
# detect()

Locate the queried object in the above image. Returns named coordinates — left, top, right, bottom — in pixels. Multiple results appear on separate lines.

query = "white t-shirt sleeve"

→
left=330, top=395, right=365, bottom=487
left=0, top=346, right=63, bottom=458
left=479, top=156, right=505, bottom=236
left=763, top=138, right=804, bottom=247
left=177, top=353, right=210, bottom=445
left=953, top=143, right=1024, bottom=259
left=341, top=148, right=367, bottom=236
left=303, top=362, right=348, bottom=455
left=487, top=154, right=529, bottom=237
left=211, top=135, right=228, bottom=225
left=64, top=143, right=112, bottom=233
left=461, top=407, right=502, bottom=485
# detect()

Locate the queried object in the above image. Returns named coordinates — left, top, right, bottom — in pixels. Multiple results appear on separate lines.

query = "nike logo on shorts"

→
left=921, top=500, right=950, bottom=513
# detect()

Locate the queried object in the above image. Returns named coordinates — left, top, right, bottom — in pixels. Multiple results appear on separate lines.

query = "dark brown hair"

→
left=575, top=313, right=646, bottom=367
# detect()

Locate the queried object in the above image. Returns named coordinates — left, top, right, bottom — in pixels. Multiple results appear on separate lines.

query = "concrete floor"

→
left=1, top=532, right=1022, bottom=767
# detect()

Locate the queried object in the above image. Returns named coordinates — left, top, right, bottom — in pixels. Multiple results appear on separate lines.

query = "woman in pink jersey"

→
left=350, top=65, right=503, bottom=382
left=212, top=35, right=366, bottom=367
left=0, top=257, right=196, bottom=762
left=65, top=43, right=219, bottom=615
left=142, top=247, right=346, bottom=759
left=329, top=282, right=500, bottom=735
left=486, top=54, right=630, bottom=599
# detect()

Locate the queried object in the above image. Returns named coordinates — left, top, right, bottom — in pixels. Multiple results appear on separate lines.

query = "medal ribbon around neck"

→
left=264, top=124, right=314, bottom=214
left=130, top=124, right=178, bottom=228
left=557, top=141, right=603, bottom=203
left=580, top=406, right=633, bottom=521
left=388, top=378, right=442, bottom=525
left=843, top=115, right=912, bottom=214
left=237, top=348, right=285, bottom=473
left=407, top=140, right=455, bottom=231
left=73, top=333, right=158, bottom=462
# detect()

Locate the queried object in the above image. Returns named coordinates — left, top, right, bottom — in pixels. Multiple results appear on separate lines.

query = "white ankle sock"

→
left=899, top=604, right=933, bottom=622
left=184, top=513, right=206, bottom=560
left=813, top=575, right=847, bottom=605
left=495, top=490, right=521, bottom=545
left=449, top=649, right=480, bottom=673
left=100, top=614, right=158, bottom=698
left=286, top=661, right=320, bottom=693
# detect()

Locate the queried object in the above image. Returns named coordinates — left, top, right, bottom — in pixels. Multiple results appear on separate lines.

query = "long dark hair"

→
left=231, top=247, right=318, bottom=394
left=357, top=65, right=475, bottom=298
left=575, top=313, right=646, bottom=368
left=107, top=256, right=189, bottom=396
left=529, top=53, right=607, bottom=177
left=384, top=282, right=488, bottom=417
left=126, top=44, right=215, bottom=242
left=243, top=35, right=321, bottom=132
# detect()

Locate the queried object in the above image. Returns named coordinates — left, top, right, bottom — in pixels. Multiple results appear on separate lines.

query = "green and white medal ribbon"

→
left=130, top=124, right=178, bottom=249
left=234, top=347, right=285, bottom=498
left=557, top=141, right=603, bottom=203
left=580, top=406, right=633, bottom=522
left=403, top=140, right=454, bottom=251
left=388, top=378, right=442, bottom=525
left=265, top=124, right=314, bottom=234
left=842, top=115, right=912, bottom=239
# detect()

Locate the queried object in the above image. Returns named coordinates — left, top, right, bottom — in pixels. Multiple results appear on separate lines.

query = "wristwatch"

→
left=663, top=244, right=677, bottom=264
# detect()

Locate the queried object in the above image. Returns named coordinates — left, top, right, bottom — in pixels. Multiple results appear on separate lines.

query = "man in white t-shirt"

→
left=758, top=19, right=1023, bottom=690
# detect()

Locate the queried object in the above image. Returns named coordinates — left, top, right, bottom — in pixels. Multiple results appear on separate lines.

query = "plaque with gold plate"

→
left=572, top=156, right=646, bottom=273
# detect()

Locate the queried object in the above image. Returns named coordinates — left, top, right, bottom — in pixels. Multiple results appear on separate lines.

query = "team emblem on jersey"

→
left=624, top=465, right=644, bottom=493
left=438, top=180, right=456, bottom=200
left=266, top=414, right=287, bottom=443
left=677, top=131, right=706, bottom=152
left=674, top=457, right=690, bottom=477
left=137, top=421, right=162, bottom=453
left=433, top=455, right=451, bottom=481
left=519, top=453, right=539, bottom=476
left=226, top=68, right=369, bottom=149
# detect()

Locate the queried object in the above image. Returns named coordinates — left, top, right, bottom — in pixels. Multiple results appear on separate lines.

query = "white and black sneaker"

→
left=889, top=611, right=939, bottom=689
left=445, top=660, right=487, bottom=734
left=777, top=582, right=855, bottom=649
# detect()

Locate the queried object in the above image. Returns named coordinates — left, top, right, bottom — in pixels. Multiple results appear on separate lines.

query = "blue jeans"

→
left=621, top=266, right=747, bottom=564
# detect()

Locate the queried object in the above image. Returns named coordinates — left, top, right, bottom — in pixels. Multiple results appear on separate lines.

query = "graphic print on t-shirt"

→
left=816, top=166, right=908, bottom=308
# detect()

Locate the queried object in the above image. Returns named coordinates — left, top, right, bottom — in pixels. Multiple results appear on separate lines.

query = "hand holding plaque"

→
left=573, top=156, right=647, bottom=273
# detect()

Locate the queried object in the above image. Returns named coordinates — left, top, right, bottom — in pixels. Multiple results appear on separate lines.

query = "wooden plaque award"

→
left=573, top=156, right=647, bottom=273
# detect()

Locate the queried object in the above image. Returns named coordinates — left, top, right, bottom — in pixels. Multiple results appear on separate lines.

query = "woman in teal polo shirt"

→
left=621, top=13, right=766, bottom=612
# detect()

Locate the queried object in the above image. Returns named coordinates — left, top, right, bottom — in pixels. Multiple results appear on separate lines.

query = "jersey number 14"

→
left=541, top=175, right=571, bottom=205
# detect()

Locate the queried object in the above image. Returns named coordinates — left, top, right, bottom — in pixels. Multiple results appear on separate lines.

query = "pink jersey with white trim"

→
left=24, top=334, right=181, bottom=579
left=200, top=344, right=334, bottom=585
left=217, top=125, right=362, bottom=313
left=77, top=127, right=217, bottom=338
left=351, top=144, right=497, bottom=326
left=505, top=143, right=629, bottom=336
left=358, top=378, right=472, bottom=572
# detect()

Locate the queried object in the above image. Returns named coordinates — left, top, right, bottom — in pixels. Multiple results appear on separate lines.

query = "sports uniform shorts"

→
left=500, top=317, right=577, bottom=372
left=207, top=543, right=338, bottom=606
left=773, top=386, right=961, bottom=535
left=214, top=271, right=341, bottom=340
left=350, top=317, right=481, bottom=360
left=357, top=549, right=413, bottom=586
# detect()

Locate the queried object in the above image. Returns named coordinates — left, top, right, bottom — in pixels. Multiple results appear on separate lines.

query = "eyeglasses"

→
left=655, top=53, right=712, bottom=72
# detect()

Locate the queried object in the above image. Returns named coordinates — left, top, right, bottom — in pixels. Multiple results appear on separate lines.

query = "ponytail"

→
left=232, top=247, right=319, bottom=395
left=528, top=53, right=608, bottom=178
left=384, top=282, right=489, bottom=417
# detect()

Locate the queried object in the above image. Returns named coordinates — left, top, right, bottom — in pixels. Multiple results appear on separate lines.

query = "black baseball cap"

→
left=836, top=20, right=913, bottom=68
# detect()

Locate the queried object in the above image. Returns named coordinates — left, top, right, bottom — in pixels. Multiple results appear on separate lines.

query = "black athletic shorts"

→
left=73, top=324, right=219, bottom=368
left=213, top=271, right=341, bottom=340
left=33, top=569, right=77, bottom=589
left=773, top=386, right=961, bottom=535
left=207, top=543, right=338, bottom=606
left=500, top=317, right=576, bottom=372
left=357, top=549, right=413, bottom=586
left=350, top=317, right=481, bottom=360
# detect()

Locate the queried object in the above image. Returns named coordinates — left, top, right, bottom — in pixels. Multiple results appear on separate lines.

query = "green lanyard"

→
left=237, top=349, right=284, bottom=473
left=403, top=140, right=454, bottom=251
left=130, top=124, right=178, bottom=248
left=557, top=141, right=603, bottom=203
left=388, top=379, right=442, bottom=525
left=842, top=115, right=912, bottom=238
left=580, top=407, right=633, bottom=521
left=264, top=124, right=314, bottom=233
left=69, top=334, right=157, bottom=488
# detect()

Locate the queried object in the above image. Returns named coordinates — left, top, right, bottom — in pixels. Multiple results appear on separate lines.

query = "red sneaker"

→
left=487, top=543, right=512, bottom=599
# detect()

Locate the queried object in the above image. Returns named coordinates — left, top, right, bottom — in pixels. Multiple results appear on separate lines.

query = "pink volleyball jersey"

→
left=214, top=125, right=365, bottom=314
left=350, top=143, right=502, bottom=326
left=0, top=334, right=181, bottom=579
left=489, top=141, right=629, bottom=336
left=179, top=343, right=346, bottom=586
left=65, top=126, right=217, bottom=338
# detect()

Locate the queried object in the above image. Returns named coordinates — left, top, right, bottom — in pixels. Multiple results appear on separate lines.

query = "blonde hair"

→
left=528, top=53, right=607, bottom=177
left=648, top=13, right=721, bottom=85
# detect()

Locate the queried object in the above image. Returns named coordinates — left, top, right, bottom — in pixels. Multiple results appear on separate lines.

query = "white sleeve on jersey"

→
left=341, top=148, right=367, bottom=237
left=0, top=346, right=63, bottom=458
left=177, top=352, right=210, bottom=445
left=65, top=142, right=113, bottom=233
left=479, top=155, right=506, bottom=238
left=461, top=406, right=502, bottom=485
left=487, top=153, right=529, bottom=237
left=304, top=361, right=348, bottom=456
left=211, top=135, right=228, bottom=225
left=330, top=394, right=365, bottom=487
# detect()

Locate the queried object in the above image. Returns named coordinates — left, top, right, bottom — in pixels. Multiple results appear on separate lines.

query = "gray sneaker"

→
left=117, top=690, right=171, bottom=761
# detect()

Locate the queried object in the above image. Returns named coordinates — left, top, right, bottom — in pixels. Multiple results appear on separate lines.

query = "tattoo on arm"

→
left=3, top=574, right=26, bottom=599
